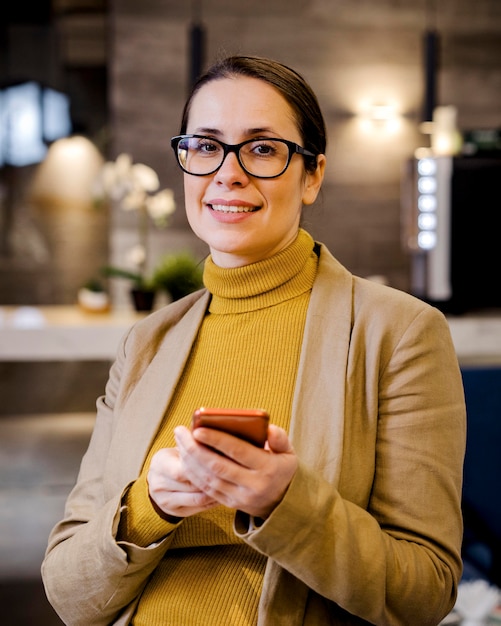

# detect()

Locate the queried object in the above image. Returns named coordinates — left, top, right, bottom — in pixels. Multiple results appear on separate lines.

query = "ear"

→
left=302, top=154, right=326, bottom=206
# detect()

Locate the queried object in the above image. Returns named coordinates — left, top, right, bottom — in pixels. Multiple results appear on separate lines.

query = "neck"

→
left=209, top=230, right=301, bottom=269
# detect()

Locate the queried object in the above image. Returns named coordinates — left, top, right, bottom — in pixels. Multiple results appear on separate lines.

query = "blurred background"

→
left=0, top=0, right=500, bottom=623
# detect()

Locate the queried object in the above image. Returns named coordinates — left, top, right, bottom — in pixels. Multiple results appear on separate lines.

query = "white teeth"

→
left=210, top=204, right=256, bottom=213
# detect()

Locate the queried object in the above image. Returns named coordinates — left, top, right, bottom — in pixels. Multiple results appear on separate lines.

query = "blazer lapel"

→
left=289, top=245, right=354, bottom=484
left=104, top=292, right=210, bottom=490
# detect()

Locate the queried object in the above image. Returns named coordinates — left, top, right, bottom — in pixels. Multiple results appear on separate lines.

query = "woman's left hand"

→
left=173, top=424, right=298, bottom=519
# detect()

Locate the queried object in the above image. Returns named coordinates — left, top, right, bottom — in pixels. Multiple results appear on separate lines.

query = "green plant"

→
left=152, top=251, right=204, bottom=301
left=82, top=277, right=106, bottom=292
left=100, top=265, right=156, bottom=291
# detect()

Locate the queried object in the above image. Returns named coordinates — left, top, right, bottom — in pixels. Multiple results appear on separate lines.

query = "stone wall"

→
left=110, top=0, right=501, bottom=292
left=2, top=0, right=500, bottom=304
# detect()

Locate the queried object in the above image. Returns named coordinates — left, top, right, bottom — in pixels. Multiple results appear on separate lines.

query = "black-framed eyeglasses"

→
left=170, top=134, right=316, bottom=179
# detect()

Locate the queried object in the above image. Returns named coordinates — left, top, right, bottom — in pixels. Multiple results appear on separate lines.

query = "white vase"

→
left=77, top=288, right=110, bottom=313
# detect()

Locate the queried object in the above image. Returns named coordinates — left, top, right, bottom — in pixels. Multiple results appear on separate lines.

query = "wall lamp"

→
left=358, top=102, right=402, bottom=133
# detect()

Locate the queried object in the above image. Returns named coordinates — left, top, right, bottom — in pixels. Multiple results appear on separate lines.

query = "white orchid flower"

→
left=94, top=156, right=130, bottom=201
left=122, top=189, right=146, bottom=211
left=145, top=189, right=176, bottom=223
left=126, top=244, right=146, bottom=268
left=94, top=153, right=175, bottom=230
left=110, top=154, right=135, bottom=198
left=131, top=163, right=160, bottom=192
left=114, top=153, right=133, bottom=180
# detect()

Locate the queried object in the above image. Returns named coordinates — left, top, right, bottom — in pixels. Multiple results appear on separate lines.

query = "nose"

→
left=214, top=151, right=249, bottom=186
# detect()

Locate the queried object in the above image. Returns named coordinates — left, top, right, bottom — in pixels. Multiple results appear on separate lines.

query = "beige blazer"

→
left=42, top=243, right=466, bottom=626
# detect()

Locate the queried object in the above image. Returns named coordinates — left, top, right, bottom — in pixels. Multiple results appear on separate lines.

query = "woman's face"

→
left=183, top=76, right=325, bottom=268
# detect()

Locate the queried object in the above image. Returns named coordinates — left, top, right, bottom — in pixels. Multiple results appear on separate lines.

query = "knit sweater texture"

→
left=120, top=229, right=318, bottom=625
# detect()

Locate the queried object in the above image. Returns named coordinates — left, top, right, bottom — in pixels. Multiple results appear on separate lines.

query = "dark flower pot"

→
left=130, top=288, right=156, bottom=312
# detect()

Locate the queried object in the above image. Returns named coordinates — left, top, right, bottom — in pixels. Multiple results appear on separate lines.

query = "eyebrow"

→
left=192, top=127, right=278, bottom=137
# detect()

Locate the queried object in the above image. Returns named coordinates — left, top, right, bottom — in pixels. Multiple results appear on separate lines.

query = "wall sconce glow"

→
left=418, top=195, right=437, bottom=212
left=358, top=102, right=401, bottom=133
left=414, top=155, right=439, bottom=250
left=418, top=231, right=437, bottom=250
left=431, top=106, right=463, bottom=156
left=418, top=212, right=437, bottom=230
left=418, top=176, right=437, bottom=194
left=417, top=158, right=437, bottom=176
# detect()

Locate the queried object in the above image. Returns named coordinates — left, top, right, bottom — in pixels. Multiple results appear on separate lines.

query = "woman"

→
left=42, top=56, right=466, bottom=626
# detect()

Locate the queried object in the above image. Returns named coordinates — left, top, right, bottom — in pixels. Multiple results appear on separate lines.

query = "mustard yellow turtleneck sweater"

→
left=119, top=229, right=318, bottom=625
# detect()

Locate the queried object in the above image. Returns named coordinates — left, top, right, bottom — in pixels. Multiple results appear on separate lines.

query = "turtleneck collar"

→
left=203, top=229, right=318, bottom=314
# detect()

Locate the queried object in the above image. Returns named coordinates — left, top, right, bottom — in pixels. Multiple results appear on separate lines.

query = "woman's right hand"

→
left=147, top=447, right=219, bottom=519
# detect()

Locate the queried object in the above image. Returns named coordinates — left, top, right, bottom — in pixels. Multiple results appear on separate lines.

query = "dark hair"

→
left=180, top=55, right=326, bottom=174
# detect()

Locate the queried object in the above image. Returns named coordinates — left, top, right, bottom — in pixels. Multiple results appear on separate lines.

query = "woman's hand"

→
left=173, top=424, right=298, bottom=519
left=147, top=447, right=219, bottom=519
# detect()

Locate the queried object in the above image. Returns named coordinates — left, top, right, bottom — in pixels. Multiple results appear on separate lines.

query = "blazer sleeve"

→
left=41, top=330, right=178, bottom=626
left=41, top=292, right=208, bottom=626
left=236, top=302, right=466, bottom=626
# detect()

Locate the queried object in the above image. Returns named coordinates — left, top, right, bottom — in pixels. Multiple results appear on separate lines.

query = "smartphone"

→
left=191, top=407, right=270, bottom=448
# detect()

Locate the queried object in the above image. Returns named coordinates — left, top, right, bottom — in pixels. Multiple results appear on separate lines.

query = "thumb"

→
left=266, top=424, right=294, bottom=454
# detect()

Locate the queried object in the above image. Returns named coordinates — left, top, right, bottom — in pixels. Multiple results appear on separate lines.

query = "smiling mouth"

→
left=209, top=204, right=259, bottom=213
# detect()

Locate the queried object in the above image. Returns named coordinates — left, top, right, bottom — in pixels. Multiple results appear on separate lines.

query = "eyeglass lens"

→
left=176, top=136, right=292, bottom=177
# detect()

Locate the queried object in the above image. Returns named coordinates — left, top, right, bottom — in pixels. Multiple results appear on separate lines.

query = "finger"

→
left=174, top=424, right=228, bottom=464
left=174, top=428, right=248, bottom=500
left=266, top=424, right=294, bottom=454
left=147, top=468, right=198, bottom=493
left=153, top=489, right=217, bottom=510
left=150, top=488, right=219, bottom=518
left=148, top=449, right=194, bottom=489
left=186, top=426, right=270, bottom=472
